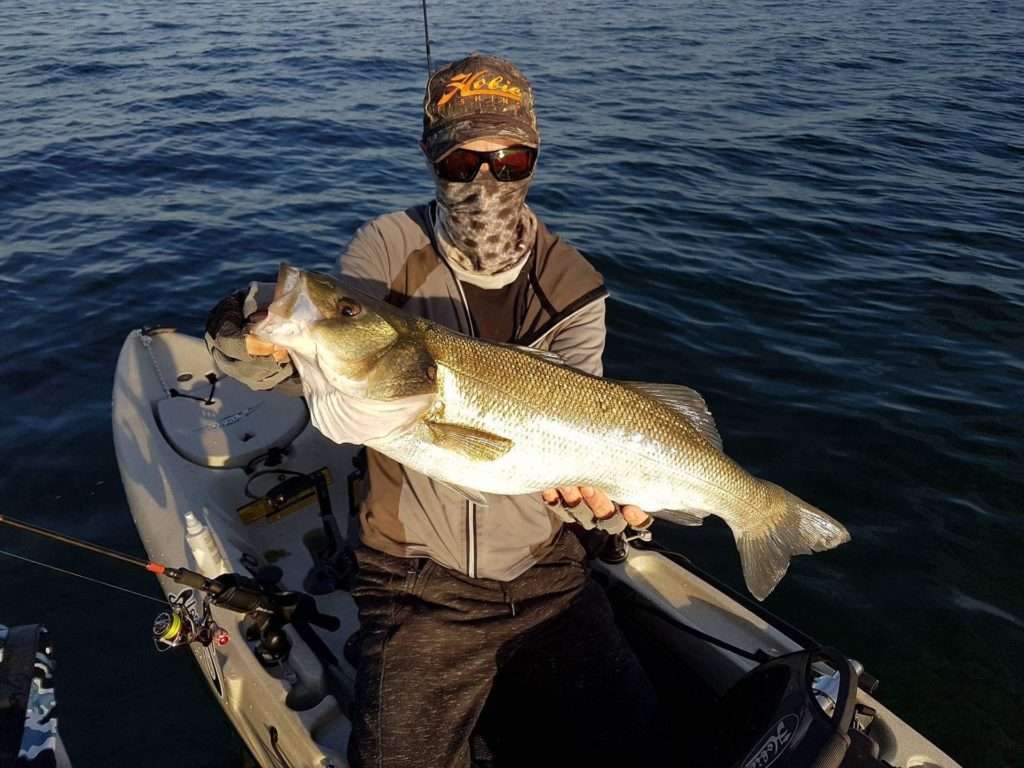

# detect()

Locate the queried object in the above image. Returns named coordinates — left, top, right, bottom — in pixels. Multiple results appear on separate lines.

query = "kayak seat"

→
left=156, top=376, right=309, bottom=469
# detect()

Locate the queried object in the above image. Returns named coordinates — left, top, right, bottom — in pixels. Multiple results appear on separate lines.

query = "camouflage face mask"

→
left=433, top=171, right=538, bottom=276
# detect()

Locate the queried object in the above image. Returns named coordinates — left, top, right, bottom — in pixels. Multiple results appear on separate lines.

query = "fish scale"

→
left=255, top=265, right=850, bottom=599
left=416, top=326, right=754, bottom=513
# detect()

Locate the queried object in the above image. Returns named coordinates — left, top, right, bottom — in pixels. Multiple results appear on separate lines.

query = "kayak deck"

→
left=112, top=329, right=961, bottom=768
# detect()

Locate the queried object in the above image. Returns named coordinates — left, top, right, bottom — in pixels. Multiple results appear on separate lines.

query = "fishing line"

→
left=0, top=547, right=166, bottom=605
left=0, top=512, right=345, bottom=674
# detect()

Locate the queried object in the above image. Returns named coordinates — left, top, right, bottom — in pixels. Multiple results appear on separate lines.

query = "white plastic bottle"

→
left=184, top=509, right=228, bottom=577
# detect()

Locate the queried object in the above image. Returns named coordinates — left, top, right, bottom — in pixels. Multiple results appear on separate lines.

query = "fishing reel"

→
left=0, top=513, right=341, bottom=675
left=149, top=570, right=341, bottom=669
left=152, top=590, right=230, bottom=651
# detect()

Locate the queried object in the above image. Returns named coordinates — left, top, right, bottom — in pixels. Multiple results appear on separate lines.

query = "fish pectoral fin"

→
left=654, top=508, right=707, bottom=526
left=621, top=381, right=724, bottom=452
left=436, top=480, right=489, bottom=506
left=508, top=345, right=568, bottom=366
left=366, top=339, right=438, bottom=400
left=424, top=421, right=513, bottom=461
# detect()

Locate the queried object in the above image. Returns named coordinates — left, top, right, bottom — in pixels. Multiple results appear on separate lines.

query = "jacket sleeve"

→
left=546, top=297, right=607, bottom=377
left=338, top=215, right=410, bottom=301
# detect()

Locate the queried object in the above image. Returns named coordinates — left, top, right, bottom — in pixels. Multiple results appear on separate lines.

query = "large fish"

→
left=253, top=264, right=850, bottom=599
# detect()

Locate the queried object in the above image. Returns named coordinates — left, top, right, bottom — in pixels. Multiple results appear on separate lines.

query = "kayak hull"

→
left=112, top=329, right=959, bottom=768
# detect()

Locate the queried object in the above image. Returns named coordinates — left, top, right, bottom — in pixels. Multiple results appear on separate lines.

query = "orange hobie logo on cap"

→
left=437, top=71, right=524, bottom=107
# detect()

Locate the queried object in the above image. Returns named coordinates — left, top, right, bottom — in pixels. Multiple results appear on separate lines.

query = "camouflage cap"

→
left=422, top=53, right=539, bottom=162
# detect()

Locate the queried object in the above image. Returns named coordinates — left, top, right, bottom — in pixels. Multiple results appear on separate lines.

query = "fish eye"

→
left=338, top=299, right=361, bottom=318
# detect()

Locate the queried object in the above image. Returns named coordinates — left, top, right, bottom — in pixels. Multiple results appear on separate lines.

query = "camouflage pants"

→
left=347, top=530, right=657, bottom=768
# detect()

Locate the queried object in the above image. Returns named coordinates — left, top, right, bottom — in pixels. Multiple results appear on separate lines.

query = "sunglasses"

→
left=433, top=145, right=537, bottom=183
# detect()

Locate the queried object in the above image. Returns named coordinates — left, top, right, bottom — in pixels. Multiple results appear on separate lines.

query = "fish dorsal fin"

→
left=510, top=345, right=567, bottom=366
left=366, top=338, right=438, bottom=400
left=425, top=421, right=514, bottom=462
left=623, top=382, right=724, bottom=452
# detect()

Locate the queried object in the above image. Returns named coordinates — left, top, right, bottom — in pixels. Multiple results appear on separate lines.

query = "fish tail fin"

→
left=731, top=483, right=850, bottom=601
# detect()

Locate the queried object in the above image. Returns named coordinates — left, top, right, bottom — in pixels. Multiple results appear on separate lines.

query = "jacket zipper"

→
left=442, top=210, right=600, bottom=580
left=451, top=277, right=479, bottom=579
left=466, top=501, right=477, bottom=579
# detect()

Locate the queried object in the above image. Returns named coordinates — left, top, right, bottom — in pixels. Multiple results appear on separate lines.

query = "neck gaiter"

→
left=433, top=171, right=537, bottom=277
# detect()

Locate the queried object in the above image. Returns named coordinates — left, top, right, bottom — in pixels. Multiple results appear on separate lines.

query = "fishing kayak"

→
left=112, top=327, right=960, bottom=768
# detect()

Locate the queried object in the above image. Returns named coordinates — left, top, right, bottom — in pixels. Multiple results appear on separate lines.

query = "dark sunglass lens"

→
left=490, top=147, right=536, bottom=181
left=435, top=149, right=481, bottom=182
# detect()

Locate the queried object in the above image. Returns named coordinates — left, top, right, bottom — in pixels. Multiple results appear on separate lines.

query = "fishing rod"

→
left=0, top=513, right=170, bottom=575
left=0, top=513, right=340, bottom=664
left=421, top=0, right=433, bottom=77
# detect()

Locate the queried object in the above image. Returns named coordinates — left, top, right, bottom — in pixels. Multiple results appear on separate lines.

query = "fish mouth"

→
left=272, top=262, right=302, bottom=304
left=250, top=263, right=320, bottom=346
left=268, top=263, right=310, bottom=328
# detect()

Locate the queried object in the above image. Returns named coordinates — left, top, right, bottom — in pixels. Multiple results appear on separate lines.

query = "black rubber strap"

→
left=517, top=283, right=609, bottom=347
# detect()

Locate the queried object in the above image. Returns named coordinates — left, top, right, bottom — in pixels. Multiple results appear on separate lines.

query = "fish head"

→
left=253, top=264, right=403, bottom=395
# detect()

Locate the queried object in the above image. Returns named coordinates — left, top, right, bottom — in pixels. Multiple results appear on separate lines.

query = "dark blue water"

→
left=1, top=1, right=1021, bottom=765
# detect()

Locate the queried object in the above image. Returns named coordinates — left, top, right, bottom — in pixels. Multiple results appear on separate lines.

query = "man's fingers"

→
left=557, top=486, right=582, bottom=507
left=580, top=487, right=616, bottom=519
left=543, top=487, right=652, bottom=529
left=245, top=335, right=290, bottom=363
left=245, top=335, right=276, bottom=356
left=621, top=504, right=652, bottom=528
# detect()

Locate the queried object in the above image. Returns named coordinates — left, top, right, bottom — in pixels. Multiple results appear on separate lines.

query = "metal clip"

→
left=624, top=528, right=653, bottom=544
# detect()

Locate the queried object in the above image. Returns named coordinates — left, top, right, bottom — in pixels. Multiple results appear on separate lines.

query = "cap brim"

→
left=424, top=116, right=539, bottom=162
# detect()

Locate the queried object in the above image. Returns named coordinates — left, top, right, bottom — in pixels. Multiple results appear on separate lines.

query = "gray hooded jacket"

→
left=212, top=203, right=610, bottom=581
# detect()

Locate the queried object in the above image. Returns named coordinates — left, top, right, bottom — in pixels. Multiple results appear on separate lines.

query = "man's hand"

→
left=241, top=309, right=291, bottom=363
left=205, top=289, right=299, bottom=393
left=244, top=334, right=291, bottom=364
left=541, top=486, right=652, bottom=529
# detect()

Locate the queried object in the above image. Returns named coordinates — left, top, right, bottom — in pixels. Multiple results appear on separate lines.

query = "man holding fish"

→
left=208, top=54, right=667, bottom=767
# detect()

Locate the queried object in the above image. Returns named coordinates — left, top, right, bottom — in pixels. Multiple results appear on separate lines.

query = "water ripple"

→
left=1, top=0, right=1022, bottom=764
